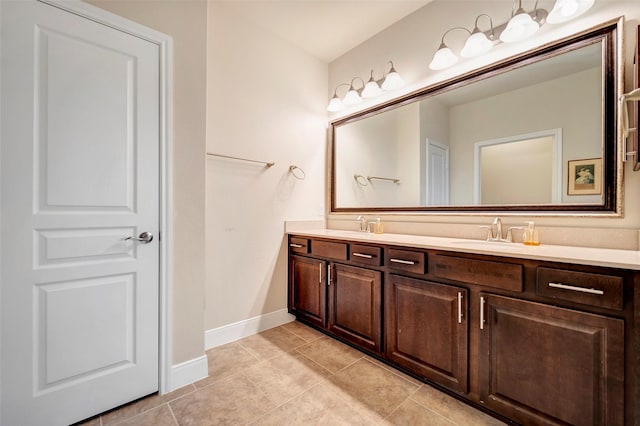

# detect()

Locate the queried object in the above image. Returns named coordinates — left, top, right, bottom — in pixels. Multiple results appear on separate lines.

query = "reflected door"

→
left=425, top=140, right=449, bottom=205
left=1, top=1, right=160, bottom=424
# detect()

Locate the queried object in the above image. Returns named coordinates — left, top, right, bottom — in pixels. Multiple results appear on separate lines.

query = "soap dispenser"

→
left=523, top=221, right=540, bottom=246
left=374, top=218, right=384, bottom=234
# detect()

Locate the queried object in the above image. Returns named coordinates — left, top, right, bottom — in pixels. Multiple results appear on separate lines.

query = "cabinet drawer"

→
left=311, top=240, right=348, bottom=260
left=434, top=255, right=523, bottom=292
left=289, top=237, right=310, bottom=254
left=350, top=244, right=383, bottom=266
left=386, top=248, right=425, bottom=274
left=537, top=267, right=623, bottom=310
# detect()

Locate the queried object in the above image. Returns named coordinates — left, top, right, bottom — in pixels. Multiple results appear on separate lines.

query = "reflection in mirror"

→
left=331, top=22, right=620, bottom=213
left=475, top=129, right=562, bottom=205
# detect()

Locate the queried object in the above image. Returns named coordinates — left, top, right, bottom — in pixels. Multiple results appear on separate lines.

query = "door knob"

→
left=126, top=231, right=154, bottom=244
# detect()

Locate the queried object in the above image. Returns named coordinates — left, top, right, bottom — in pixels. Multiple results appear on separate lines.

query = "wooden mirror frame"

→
left=632, top=24, right=640, bottom=172
left=329, top=19, right=623, bottom=215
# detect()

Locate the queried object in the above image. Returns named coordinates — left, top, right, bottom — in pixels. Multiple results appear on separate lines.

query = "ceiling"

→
left=215, top=0, right=433, bottom=63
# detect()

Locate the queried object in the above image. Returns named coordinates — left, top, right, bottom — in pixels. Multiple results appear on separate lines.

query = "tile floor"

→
left=80, top=321, right=505, bottom=425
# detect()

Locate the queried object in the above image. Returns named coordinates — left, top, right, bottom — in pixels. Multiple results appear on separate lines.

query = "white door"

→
left=426, top=140, right=449, bottom=205
left=1, top=1, right=160, bottom=425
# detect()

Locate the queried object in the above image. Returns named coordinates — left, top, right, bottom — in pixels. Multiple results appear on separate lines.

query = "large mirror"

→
left=331, top=21, right=622, bottom=214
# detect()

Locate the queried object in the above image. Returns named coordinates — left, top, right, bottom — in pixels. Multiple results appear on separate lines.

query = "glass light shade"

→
left=327, top=96, right=345, bottom=112
left=499, top=12, right=540, bottom=43
left=460, top=32, right=493, bottom=58
left=362, top=80, right=382, bottom=98
left=381, top=71, right=404, bottom=91
left=429, top=46, right=458, bottom=70
left=547, top=0, right=594, bottom=24
left=343, top=88, right=362, bottom=106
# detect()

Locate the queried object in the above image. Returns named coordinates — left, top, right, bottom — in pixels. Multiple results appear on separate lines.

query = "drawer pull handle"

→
left=289, top=243, right=305, bottom=248
left=548, top=282, right=604, bottom=295
left=353, top=252, right=373, bottom=259
left=480, top=296, right=486, bottom=330
left=457, top=292, right=463, bottom=324
left=390, top=258, right=416, bottom=265
left=328, top=264, right=332, bottom=286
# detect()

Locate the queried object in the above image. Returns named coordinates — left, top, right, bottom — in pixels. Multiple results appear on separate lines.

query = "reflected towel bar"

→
left=368, top=175, right=400, bottom=184
left=206, top=152, right=275, bottom=168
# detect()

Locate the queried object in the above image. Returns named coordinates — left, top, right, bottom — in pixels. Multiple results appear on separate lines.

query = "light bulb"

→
left=362, top=80, right=382, bottom=98
left=460, top=31, right=493, bottom=58
left=343, top=88, right=362, bottom=106
left=429, top=45, right=458, bottom=70
left=547, top=0, right=594, bottom=23
left=499, top=12, right=539, bottom=43
left=381, top=63, right=404, bottom=91
left=327, top=96, right=344, bottom=112
left=362, top=70, right=383, bottom=98
left=381, top=72, right=404, bottom=91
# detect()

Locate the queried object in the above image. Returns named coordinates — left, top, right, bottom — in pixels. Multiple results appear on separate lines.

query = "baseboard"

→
left=170, top=355, right=208, bottom=391
left=205, top=309, right=295, bottom=350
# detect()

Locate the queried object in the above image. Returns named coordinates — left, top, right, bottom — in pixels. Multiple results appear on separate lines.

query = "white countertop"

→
left=287, top=228, right=640, bottom=270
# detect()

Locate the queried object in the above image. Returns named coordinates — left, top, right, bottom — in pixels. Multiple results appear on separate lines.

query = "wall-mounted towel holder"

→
left=289, top=165, right=306, bottom=180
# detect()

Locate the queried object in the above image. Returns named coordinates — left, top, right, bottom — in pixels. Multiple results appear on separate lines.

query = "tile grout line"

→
left=166, top=401, right=180, bottom=426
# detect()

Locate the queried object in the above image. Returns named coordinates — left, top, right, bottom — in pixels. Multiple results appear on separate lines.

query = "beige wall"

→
left=87, top=0, right=207, bottom=364
left=449, top=67, right=602, bottom=205
left=204, top=2, right=327, bottom=331
left=328, top=0, right=640, bottom=243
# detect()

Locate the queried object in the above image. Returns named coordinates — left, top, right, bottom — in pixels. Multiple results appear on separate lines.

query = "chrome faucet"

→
left=356, top=215, right=368, bottom=232
left=492, top=217, right=503, bottom=241
left=480, top=217, right=521, bottom=242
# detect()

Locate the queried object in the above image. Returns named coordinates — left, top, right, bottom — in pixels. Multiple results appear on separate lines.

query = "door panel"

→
left=328, top=263, right=382, bottom=352
left=1, top=1, right=161, bottom=424
left=386, top=275, right=468, bottom=393
left=479, top=294, right=624, bottom=426
left=289, top=255, right=327, bottom=328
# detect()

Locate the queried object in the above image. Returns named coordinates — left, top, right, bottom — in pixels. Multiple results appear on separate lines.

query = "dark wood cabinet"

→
left=479, top=293, right=625, bottom=426
left=288, top=234, right=637, bottom=425
left=385, top=274, right=468, bottom=393
left=328, top=263, right=382, bottom=352
left=289, top=255, right=327, bottom=328
left=289, top=239, right=383, bottom=354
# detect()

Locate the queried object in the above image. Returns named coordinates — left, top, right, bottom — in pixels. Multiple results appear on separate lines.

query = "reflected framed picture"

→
left=568, top=158, right=602, bottom=195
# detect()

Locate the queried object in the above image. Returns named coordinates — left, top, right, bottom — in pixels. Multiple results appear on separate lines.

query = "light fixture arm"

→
left=473, top=14, right=495, bottom=38
left=350, top=77, right=365, bottom=91
left=438, top=26, right=472, bottom=48
left=331, top=83, right=351, bottom=97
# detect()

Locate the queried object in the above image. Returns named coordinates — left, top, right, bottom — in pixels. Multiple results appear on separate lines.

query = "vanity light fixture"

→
left=500, top=0, right=541, bottom=43
left=547, top=0, right=595, bottom=23
left=460, top=15, right=495, bottom=58
left=429, top=27, right=470, bottom=70
left=429, top=0, right=595, bottom=71
left=362, top=70, right=383, bottom=98
left=327, top=61, right=405, bottom=112
left=343, top=77, right=364, bottom=106
left=381, top=61, right=405, bottom=91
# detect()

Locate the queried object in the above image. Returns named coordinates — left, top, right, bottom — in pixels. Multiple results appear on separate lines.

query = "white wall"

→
left=328, top=0, right=640, bottom=243
left=205, top=2, right=327, bottom=332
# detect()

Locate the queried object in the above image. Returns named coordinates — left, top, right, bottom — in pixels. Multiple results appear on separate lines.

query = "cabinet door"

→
left=289, top=255, right=327, bottom=328
left=328, top=263, right=382, bottom=353
left=386, top=275, right=468, bottom=393
left=479, top=294, right=624, bottom=426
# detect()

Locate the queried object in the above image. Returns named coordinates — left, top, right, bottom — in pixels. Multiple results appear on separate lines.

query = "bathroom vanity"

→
left=287, top=230, right=640, bottom=425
